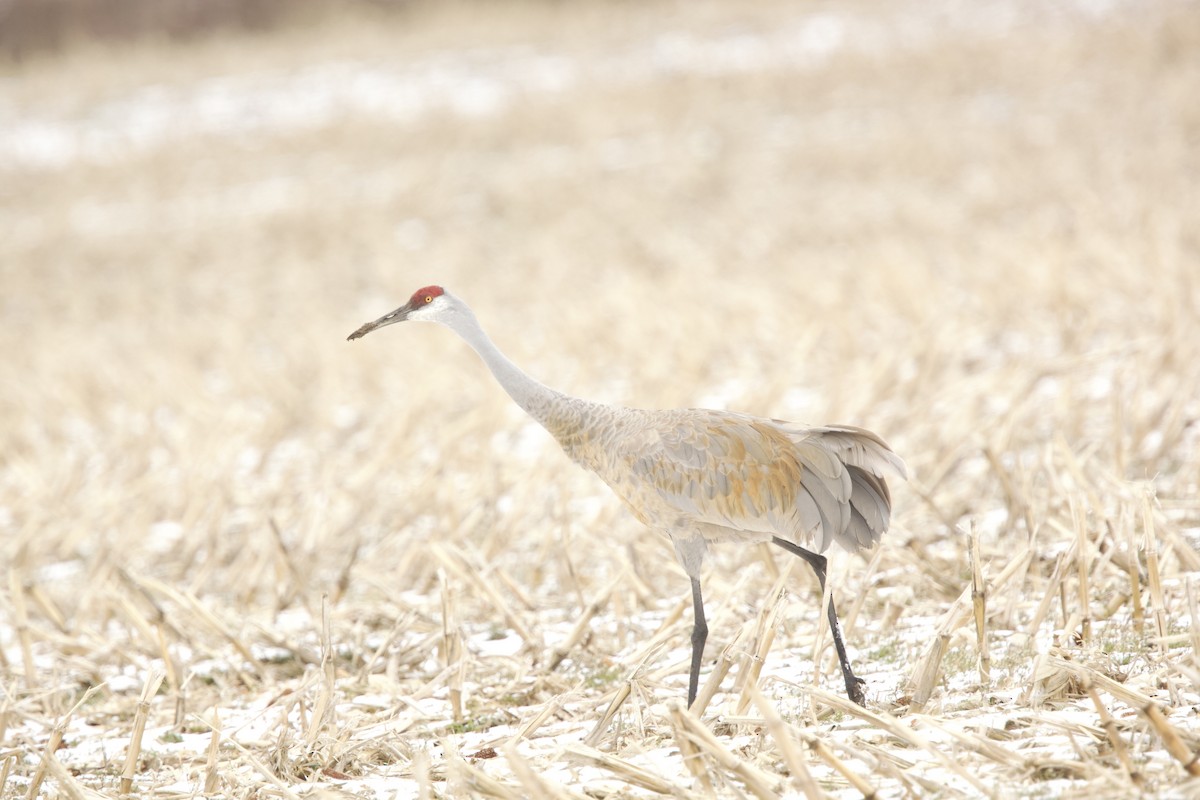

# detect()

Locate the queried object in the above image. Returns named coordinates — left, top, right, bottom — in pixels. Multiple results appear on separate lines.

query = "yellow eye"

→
left=424, top=295, right=433, bottom=303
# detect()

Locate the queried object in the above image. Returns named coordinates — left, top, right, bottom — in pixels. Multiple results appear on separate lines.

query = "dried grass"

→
left=2, top=0, right=1200, bottom=797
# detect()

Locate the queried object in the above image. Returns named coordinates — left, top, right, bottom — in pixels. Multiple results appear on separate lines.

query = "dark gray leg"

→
left=771, top=536, right=866, bottom=706
left=688, top=577, right=707, bottom=709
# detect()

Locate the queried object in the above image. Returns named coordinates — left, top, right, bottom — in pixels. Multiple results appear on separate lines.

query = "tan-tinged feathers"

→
left=351, top=287, right=906, bottom=706
left=539, top=406, right=905, bottom=561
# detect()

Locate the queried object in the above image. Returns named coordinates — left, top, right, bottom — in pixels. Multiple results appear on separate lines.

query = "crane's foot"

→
left=844, top=673, right=867, bottom=707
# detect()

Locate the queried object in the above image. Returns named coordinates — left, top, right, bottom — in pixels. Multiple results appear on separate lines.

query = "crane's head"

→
left=347, top=285, right=453, bottom=341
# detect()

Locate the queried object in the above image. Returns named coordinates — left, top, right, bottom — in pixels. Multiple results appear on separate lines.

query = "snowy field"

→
left=2, top=0, right=1199, bottom=797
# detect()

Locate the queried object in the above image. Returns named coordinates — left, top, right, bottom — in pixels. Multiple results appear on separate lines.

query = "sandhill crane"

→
left=349, top=285, right=906, bottom=708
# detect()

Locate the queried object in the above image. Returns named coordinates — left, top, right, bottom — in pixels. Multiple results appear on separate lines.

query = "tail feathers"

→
left=843, top=466, right=891, bottom=550
left=811, top=424, right=908, bottom=482
left=790, top=424, right=906, bottom=554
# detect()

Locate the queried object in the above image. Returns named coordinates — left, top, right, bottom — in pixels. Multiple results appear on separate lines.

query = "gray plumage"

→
left=349, top=286, right=906, bottom=707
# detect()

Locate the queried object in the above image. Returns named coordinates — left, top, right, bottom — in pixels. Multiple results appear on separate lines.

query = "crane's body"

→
left=349, top=285, right=905, bottom=707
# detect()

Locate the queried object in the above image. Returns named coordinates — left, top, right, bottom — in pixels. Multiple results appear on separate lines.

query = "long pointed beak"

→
left=347, top=302, right=413, bottom=341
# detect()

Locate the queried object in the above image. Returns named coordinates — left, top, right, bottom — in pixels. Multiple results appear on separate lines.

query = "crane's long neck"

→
left=445, top=306, right=597, bottom=447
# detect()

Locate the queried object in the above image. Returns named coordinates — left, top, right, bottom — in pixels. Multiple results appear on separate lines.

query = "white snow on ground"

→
left=4, top=0, right=1197, bottom=796
left=7, top=579, right=1196, bottom=798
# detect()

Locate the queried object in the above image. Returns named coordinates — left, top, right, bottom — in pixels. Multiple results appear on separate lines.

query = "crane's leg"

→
left=687, top=577, right=707, bottom=709
left=770, top=537, right=867, bottom=706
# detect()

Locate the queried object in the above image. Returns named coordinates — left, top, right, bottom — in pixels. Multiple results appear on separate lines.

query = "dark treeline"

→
left=0, top=0, right=415, bottom=61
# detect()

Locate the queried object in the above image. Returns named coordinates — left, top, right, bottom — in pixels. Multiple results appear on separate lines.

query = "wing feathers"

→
left=610, top=410, right=905, bottom=554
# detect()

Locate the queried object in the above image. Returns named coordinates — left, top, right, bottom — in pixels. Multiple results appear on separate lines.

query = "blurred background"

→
left=2, top=0, right=1199, bottom=795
